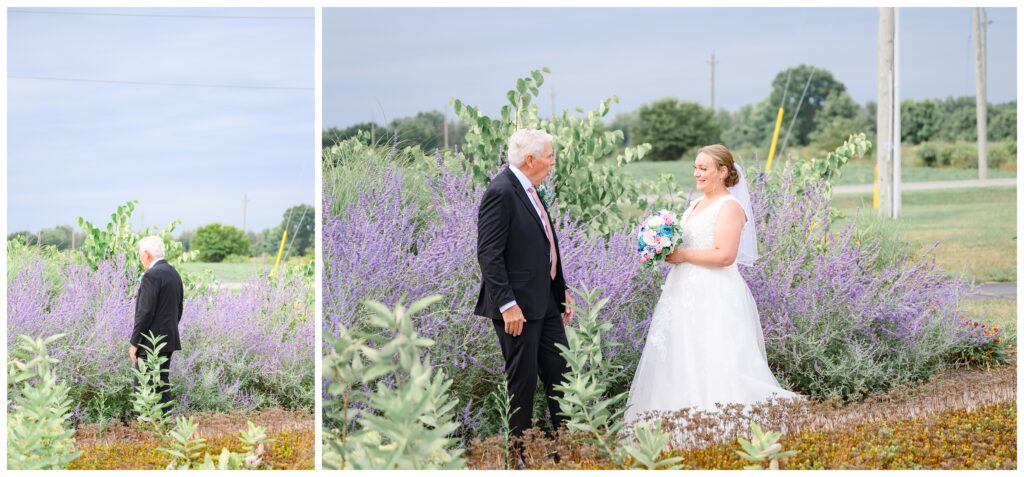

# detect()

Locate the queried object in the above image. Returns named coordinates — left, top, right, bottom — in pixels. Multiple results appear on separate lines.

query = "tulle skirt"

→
left=625, top=262, right=798, bottom=423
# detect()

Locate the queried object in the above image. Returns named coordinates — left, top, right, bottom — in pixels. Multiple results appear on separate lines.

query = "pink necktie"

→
left=527, top=186, right=558, bottom=280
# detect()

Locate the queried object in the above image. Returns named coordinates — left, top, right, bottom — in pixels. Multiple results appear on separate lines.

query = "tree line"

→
left=8, top=204, right=314, bottom=263
left=323, top=64, right=1016, bottom=163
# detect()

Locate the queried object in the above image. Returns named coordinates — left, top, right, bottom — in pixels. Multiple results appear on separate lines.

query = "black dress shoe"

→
left=547, top=450, right=561, bottom=464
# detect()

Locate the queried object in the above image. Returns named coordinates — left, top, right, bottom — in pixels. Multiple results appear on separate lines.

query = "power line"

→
left=8, top=9, right=312, bottom=21
left=9, top=75, right=312, bottom=91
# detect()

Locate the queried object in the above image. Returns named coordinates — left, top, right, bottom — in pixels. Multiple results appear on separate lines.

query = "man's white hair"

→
left=507, top=128, right=553, bottom=168
left=138, top=236, right=166, bottom=260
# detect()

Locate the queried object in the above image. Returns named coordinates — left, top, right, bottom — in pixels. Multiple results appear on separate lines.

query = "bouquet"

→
left=638, top=210, right=682, bottom=269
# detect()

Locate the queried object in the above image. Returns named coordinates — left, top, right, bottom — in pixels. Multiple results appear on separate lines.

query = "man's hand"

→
left=129, top=345, right=138, bottom=365
left=502, top=304, right=526, bottom=337
left=563, top=292, right=575, bottom=324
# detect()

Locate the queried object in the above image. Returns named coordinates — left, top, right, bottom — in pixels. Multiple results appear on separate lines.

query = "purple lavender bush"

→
left=7, top=249, right=314, bottom=423
left=742, top=166, right=993, bottom=401
left=323, top=145, right=660, bottom=439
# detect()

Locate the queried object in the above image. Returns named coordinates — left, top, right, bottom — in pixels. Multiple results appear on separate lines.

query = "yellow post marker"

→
left=766, top=107, right=784, bottom=172
left=271, top=230, right=288, bottom=277
left=873, top=163, right=879, bottom=209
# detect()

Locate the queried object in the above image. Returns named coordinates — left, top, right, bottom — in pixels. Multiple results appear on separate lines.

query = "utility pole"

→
left=443, top=103, right=449, bottom=149
left=973, top=7, right=988, bottom=179
left=370, top=111, right=376, bottom=143
left=876, top=7, right=900, bottom=219
left=550, top=86, right=556, bottom=120
left=708, top=50, right=718, bottom=111
left=242, top=193, right=248, bottom=232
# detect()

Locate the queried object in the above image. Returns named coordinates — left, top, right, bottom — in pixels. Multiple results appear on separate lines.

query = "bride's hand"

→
left=665, top=248, right=686, bottom=264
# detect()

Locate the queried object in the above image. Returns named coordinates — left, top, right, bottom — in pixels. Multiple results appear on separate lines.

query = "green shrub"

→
left=553, top=284, right=679, bottom=469
left=76, top=200, right=195, bottom=276
left=911, top=141, right=1016, bottom=170
left=7, top=334, right=81, bottom=469
left=453, top=67, right=653, bottom=235
left=131, top=332, right=174, bottom=436
left=323, top=296, right=466, bottom=470
left=192, top=223, right=250, bottom=263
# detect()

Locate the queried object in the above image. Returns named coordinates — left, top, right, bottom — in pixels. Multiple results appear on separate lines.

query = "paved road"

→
left=834, top=177, right=1016, bottom=194
left=965, top=282, right=1017, bottom=301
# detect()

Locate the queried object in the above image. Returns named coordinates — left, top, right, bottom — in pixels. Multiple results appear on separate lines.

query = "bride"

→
left=625, top=144, right=797, bottom=422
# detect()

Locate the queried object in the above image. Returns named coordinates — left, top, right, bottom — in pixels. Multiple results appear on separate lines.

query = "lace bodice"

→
left=680, top=195, right=739, bottom=250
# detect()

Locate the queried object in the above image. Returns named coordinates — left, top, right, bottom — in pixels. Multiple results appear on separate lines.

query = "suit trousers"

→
left=134, top=351, right=173, bottom=408
left=491, top=311, right=569, bottom=438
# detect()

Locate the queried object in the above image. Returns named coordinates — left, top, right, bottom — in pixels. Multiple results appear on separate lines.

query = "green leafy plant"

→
left=552, top=284, right=628, bottom=465
left=322, top=295, right=466, bottom=470
left=159, top=416, right=207, bottom=469
left=735, top=422, right=797, bottom=470
left=76, top=199, right=196, bottom=277
left=787, top=133, right=872, bottom=195
left=7, top=334, right=81, bottom=469
left=131, top=332, right=174, bottom=436
left=553, top=284, right=680, bottom=469
left=322, top=323, right=364, bottom=470
left=453, top=68, right=653, bottom=235
left=158, top=417, right=272, bottom=470
left=621, top=421, right=684, bottom=470
left=487, top=377, right=519, bottom=469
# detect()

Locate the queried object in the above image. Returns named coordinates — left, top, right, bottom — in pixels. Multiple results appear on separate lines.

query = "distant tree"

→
left=722, top=99, right=777, bottom=149
left=988, top=102, right=1016, bottom=141
left=768, top=65, right=847, bottom=146
left=177, top=229, right=196, bottom=252
left=634, top=98, right=722, bottom=161
left=322, top=111, right=469, bottom=150
left=38, top=225, right=74, bottom=250
left=609, top=111, right=639, bottom=146
left=8, top=226, right=83, bottom=250
left=7, top=231, right=38, bottom=246
left=810, top=91, right=872, bottom=152
left=248, top=226, right=284, bottom=257
left=323, top=122, right=382, bottom=148
left=860, top=100, right=877, bottom=136
left=280, top=204, right=314, bottom=257
left=192, top=223, right=250, bottom=263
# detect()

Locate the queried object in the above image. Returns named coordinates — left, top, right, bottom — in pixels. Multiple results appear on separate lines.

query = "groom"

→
left=130, top=235, right=184, bottom=407
left=476, top=128, right=575, bottom=443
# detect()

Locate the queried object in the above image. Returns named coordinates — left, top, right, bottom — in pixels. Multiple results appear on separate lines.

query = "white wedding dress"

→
left=625, top=194, right=797, bottom=423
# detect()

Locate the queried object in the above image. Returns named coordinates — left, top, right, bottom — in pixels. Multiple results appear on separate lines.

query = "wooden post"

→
left=877, top=7, right=896, bottom=218
left=973, top=8, right=988, bottom=179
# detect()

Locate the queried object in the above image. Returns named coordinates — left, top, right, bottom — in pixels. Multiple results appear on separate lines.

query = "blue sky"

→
left=8, top=7, right=314, bottom=233
left=324, top=7, right=1016, bottom=128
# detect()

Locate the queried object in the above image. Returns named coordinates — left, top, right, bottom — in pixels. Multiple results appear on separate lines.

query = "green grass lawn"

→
left=621, top=159, right=1015, bottom=189
left=178, top=261, right=270, bottom=283
left=832, top=186, right=1016, bottom=283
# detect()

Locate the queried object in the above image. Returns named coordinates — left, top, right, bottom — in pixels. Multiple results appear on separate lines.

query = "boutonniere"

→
left=537, top=185, right=555, bottom=207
